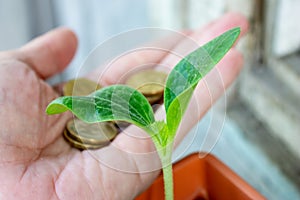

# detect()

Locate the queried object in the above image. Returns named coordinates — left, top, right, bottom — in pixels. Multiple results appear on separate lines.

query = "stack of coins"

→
left=125, top=69, right=167, bottom=104
left=62, top=78, right=118, bottom=150
left=64, top=118, right=118, bottom=150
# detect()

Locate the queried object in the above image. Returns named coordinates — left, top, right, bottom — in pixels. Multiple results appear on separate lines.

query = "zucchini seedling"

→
left=46, top=27, right=240, bottom=200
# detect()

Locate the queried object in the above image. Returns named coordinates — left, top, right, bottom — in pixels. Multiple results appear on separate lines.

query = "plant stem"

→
left=151, top=125, right=175, bottom=200
left=156, top=142, right=173, bottom=200
left=162, top=160, right=173, bottom=200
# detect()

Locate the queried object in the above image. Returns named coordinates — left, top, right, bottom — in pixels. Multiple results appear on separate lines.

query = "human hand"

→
left=0, top=12, right=248, bottom=199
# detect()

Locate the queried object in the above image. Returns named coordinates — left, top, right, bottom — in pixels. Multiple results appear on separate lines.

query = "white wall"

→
left=0, top=0, right=32, bottom=50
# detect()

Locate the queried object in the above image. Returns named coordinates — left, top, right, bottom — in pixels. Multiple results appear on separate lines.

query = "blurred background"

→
left=1, top=0, right=299, bottom=199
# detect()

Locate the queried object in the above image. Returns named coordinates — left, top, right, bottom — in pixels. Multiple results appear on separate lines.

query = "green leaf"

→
left=164, top=27, right=240, bottom=133
left=46, top=85, right=155, bottom=130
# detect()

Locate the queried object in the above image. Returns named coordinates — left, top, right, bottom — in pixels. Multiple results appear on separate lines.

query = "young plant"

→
left=46, top=27, right=240, bottom=200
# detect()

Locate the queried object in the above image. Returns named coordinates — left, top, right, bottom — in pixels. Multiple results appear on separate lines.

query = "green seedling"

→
left=46, top=27, right=240, bottom=200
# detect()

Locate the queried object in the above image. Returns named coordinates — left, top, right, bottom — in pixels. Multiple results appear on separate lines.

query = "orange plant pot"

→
left=136, top=153, right=265, bottom=200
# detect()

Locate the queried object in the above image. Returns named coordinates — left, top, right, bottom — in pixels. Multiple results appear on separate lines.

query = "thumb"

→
left=17, top=27, right=78, bottom=79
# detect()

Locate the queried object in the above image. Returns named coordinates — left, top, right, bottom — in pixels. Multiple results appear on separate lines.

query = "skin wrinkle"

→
left=50, top=180, right=60, bottom=200
left=39, top=135, right=70, bottom=158
left=18, top=164, right=29, bottom=188
left=54, top=149, right=78, bottom=199
left=131, top=157, right=150, bottom=199
left=49, top=155, right=72, bottom=200
left=54, top=157, right=73, bottom=200
left=82, top=154, right=110, bottom=199
left=37, top=135, right=63, bottom=157
left=7, top=165, right=27, bottom=195
left=39, top=85, right=70, bottom=149
left=82, top=157, right=96, bottom=198
left=125, top=154, right=144, bottom=199
left=95, top=163, right=110, bottom=200
left=78, top=157, right=96, bottom=199
left=6, top=63, right=40, bottom=148
left=15, top=146, right=74, bottom=198
left=37, top=77, right=47, bottom=148
left=0, top=136, right=42, bottom=166
left=17, top=163, right=47, bottom=198
left=3, top=132, right=68, bottom=197
left=41, top=114, right=66, bottom=149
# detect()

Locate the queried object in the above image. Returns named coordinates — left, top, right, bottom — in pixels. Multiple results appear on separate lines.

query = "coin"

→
left=145, top=93, right=163, bottom=104
left=125, top=70, right=167, bottom=96
left=63, top=129, right=106, bottom=150
left=113, top=121, right=130, bottom=131
left=66, top=119, right=118, bottom=145
left=63, top=78, right=102, bottom=96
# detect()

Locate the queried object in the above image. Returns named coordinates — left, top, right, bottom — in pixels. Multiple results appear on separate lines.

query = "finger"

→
left=16, top=27, right=78, bottom=79
left=192, top=12, right=248, bottom=45
left=160, top=12, right=249, bottom=70
left=89, top=49, right=170, bottom=86
left=86, top=30, right=191, bottom=86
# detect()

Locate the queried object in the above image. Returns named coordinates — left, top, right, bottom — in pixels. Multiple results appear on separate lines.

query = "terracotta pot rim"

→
left=136, top=152, right=265, bottom=200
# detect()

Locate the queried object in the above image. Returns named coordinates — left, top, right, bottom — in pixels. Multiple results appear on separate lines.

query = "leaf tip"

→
left=45, top=98, right=68, bottom=115
left=231, top=26, right=241, bottom=38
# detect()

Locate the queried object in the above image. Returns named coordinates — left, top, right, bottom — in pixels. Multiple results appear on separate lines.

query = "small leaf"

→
left=46, top=85, right=155, bottom=130
left=164, top=27, right=240, bottom=133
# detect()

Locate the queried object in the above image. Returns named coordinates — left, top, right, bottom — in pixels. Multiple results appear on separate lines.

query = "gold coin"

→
left=66, top=119, right=118, bottom=145
left=63, top=78, right=101, bottom=96
left=125, top=70, right=167, bottom=96
left=146, top=93, right=163, bottom=104
left=63, top=129, right=105, bottom=150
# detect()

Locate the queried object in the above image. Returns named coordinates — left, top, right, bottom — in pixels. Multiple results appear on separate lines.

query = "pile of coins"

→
left=62, top=78, right=118, bottom=150
left=62, top=69, right=167, bottom=150
left=125, top=69, right=167, bottom=104
left=64, top=118, right=118, bottom=150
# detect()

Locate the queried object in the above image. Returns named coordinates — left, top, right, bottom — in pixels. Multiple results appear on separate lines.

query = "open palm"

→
left=0, top=13, right=247, bottom=199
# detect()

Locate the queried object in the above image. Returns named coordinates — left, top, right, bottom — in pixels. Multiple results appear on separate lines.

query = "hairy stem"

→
left=156, top=141, right=174, bottom=200
left=151, top=123, right=175, bottom=200
left=162, top=160, right=173, bottom=200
